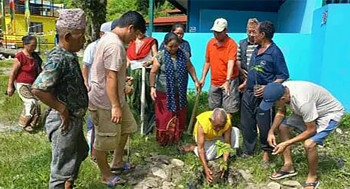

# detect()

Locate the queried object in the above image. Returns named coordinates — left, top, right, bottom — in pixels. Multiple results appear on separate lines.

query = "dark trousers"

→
left=240, top=90, right=274, bottom=154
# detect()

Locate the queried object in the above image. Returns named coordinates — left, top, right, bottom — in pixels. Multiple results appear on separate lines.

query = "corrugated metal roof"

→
left=146, top=15, right=187, bottom=26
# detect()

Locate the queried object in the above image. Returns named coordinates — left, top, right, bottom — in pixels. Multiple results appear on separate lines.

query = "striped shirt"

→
left=237, top=43, right=258, bottom=69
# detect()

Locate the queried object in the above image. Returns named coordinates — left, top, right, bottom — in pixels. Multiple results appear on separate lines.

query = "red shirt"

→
left=205, top=36, right=238, bottom=86
left=15, top=51, right=40, bottom=84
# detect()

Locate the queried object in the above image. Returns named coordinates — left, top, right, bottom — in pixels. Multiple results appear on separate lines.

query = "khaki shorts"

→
left=89, top=104, right=137, bottom=151
left=209, top=78, right=240, bottom=113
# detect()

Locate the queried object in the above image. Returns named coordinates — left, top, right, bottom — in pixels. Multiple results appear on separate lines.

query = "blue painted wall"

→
left=153, top=4, right=350, bottom=111
left=312, top=4, right=350, bottom=110
left=187, top=0, right=280, bottom=33
left=277, top=0, right=323, bottom=33
left=188, top=0, right=323, bottom=33
left=152, top=33, right=311, bottom=92
left=199, top=9, right=277, bottom=33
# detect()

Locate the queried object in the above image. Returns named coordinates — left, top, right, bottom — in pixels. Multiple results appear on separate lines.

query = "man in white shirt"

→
left=260, top=81, right=344, bottom=189
left=82, top=21, right=112, bottom=159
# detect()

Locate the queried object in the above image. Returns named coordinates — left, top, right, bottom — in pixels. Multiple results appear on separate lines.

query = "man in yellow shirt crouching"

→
left=179, top=108, right=239, bottom=183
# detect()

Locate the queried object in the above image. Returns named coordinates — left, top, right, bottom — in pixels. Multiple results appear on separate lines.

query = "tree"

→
left=70, top=0, right=107, bottom=43
left=106, top=0, right=138, bottom=21
left=57, top=0, right=174, bottom=43
left=107, top=0, right=174, bottom=21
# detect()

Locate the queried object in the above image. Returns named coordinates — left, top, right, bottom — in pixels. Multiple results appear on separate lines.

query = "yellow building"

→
left=1, top=1, right=62, bottom=51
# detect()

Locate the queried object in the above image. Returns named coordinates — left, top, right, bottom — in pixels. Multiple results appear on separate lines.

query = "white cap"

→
left=210, top=18, right=228, bottom=32
left=100, top=21, right=112, bottom=32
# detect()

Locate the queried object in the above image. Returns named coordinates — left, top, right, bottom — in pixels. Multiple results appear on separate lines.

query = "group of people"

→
left=6, top=8, right=345, bottom=189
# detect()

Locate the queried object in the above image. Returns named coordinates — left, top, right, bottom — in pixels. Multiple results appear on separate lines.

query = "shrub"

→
left=186, top=90, right=210, bottom=125
left=338, top=113, right=350, bottom=129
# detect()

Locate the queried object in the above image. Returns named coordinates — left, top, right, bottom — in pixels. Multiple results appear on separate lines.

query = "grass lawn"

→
left=0, top=58, right=350, bottom=189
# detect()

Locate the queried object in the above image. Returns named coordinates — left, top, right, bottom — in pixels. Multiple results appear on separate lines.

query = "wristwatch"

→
left=226, top=79, right=231, bottom=83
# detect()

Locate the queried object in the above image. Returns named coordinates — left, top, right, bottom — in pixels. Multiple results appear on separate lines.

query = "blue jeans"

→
left=86, top=114, right=95, bottom=154
left=45, top=110, right=88, bottom=189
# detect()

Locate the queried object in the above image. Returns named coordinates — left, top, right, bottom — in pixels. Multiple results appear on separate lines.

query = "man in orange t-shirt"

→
left=199, top=18, right=240, bottom=115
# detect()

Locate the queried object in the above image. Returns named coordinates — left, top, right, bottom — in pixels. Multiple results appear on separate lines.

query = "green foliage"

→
left=54, top=0, right=72, bottom=7
left=0, top=75, right=23, bottom=123
left=339, top=113, right=350, bottom=129
left=186, top=91, right=211, bottom=125
left=0, top=60, right=13, bottom=68
left=107, top=0, right=138, bottom=21
left=107, top=0, right=175, bottom=21
left=250, top=64, right=264, bottom=73
left=215, top=140, right=234, bottom=171
left=215, top=140, right=234, bottom=158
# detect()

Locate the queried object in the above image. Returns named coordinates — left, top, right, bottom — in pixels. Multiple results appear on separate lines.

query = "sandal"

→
left=302, top=179, right=320, bottom=189
left=102, top=175, right=124, bottom=187
left=110, top=162, right=135, bottom=172
left=269, top=169, right=298, bottom=180
left=24, top=125, right=34, bottom=132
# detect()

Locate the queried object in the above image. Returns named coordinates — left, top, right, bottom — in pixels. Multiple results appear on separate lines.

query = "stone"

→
left=281, top=180, right=302, bottom=188
left=151, top=167, right=168, bottom=179
left=171, top=158, right=185, bottom=167
left=150, top=152, right=159, bottom=157
left=151, top=155, right=171, bottom=164
left=267, top=182, right=281, bottom=189
left=238, top=169, right=253, bottom=181
left=145, top=157, right=152, bottom=162
left=227, top=170, right=243, bottom=186
left=127, top=177, right=139, bottom=185
left=336, top=128, right=343, bottom=134
left=171, top=169, right=182, bottom=183
left=162, top=181, right=175, bottom=189
left=144, top=177, right=160, bottom=188
left=245, top=182, right=257, bottom=189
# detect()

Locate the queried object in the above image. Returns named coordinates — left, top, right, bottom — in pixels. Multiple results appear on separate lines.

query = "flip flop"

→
left=269, top=170, right=298, bottom=180
left=24, top=125, right=34, bottom=132
left=302, top=179, right=320, bottom=189
left=110, top=162, right=135, bottom=172
left=102, top=175, right=123, bottom=187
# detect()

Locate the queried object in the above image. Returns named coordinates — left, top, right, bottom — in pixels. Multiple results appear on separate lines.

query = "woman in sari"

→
left=160, top=23, right=191, bottom=58
left=150, top=32, right=200, bottom=146
left=127, top=31, right=158, bottom=134
left=7, top=35, right=42, bottom=132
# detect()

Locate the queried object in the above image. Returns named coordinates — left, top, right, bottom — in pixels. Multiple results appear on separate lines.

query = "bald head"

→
left=211, top=108, right=227, bottom=129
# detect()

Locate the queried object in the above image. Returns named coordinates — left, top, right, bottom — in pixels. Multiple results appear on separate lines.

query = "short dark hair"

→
left=22, top=35, right=37, bottom=45
left=111, top=19, right=119, bottom=30
left=171, top=23, right=185, bottom=32
left=163, top=32, right=180, bottom=45
left=114, top=11, right=146, bottom=33
left=258, top=21, right=275, bottom=40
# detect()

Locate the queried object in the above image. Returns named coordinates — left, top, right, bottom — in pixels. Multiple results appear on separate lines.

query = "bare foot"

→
left=262, top=151, right=270, bottom=162
left=178, top=144, right=196, bottom=153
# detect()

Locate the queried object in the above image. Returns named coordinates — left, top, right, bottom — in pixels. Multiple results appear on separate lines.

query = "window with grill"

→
left=29, top=22, right=43, bottom=34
